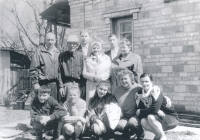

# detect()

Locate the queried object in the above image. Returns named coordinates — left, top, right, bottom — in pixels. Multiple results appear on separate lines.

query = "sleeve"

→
left=89, top=109, right=99, bottom=124
left=134, top=55, right=143, bottom=79
left=29, top=49, right=41, bottom=85
left=30, top=99, right=41, bottom=122
left=49, top=98, right=67, bottom=120
left=58, top=54, right=64, bottom=88
left=139, top=92, right=164, bottom=118
left=82, top=60, right=95, bottom=81
left=78, top=99, right=87, bottom=117
left=99, top=57, right=111, bottom=81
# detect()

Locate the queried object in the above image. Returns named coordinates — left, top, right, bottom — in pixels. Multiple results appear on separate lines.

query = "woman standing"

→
left=136, top=73, right=179, bottom=140
left=83, top=42, right=111, bottom=107
left=111, top=38, right=143, bottom=91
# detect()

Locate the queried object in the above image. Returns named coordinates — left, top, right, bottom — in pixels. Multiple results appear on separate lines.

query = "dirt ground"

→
left=0, top=105, right=200, bottom=140
left=0, top=105, right=30, bottom=125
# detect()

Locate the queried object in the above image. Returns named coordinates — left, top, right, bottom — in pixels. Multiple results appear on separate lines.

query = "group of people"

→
left=29, top=30, right=179, bottom=140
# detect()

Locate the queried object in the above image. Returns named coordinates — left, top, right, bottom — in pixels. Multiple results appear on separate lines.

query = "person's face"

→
left=81, top=32, right=90, bottom=44
left=38, top=92, right=50, bottom=103
left=68, top=91, right=79, bottom=104
left=92, top=43, right=101, bottom=55
left=109, top=36, right=118, bottom=49
left=140, top=76, right=153, bottom=92
left=120, top=43, right=130, bottom=55
left=46, top=33, right=55, bottom=50
left=119, top=74, right=132, bottom=89
left=67, top=41, right=78, bottom=52
left=97, top=85, right=109, bottom=98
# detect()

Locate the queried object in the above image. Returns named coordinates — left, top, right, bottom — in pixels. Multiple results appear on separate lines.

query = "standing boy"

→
left=77, top=29, right=92, bottom=57
left=30, top=85, right=66, bottom=140
left=105, top=34, right=120, bottom=61
left=113, top=69, right=144, bottom=140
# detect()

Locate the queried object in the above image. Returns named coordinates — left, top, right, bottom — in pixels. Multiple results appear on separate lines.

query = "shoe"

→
left=153, top=137, right=160, bottom=140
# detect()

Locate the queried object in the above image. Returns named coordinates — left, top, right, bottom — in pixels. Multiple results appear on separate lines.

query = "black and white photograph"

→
left=0, top=0, right=200, bottom=139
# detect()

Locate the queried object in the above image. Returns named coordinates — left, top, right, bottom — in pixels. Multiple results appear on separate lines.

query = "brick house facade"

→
left=68, top=0, right=200, bottom=114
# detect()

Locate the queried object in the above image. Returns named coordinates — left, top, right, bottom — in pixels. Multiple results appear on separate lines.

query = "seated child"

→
left=61, top=84, right=87, bottom=140
left=88, top=81, right=121, bottom=139
left=30, top=85, right=66, bottom=140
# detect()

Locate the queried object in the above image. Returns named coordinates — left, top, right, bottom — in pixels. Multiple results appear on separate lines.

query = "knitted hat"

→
left=67, top=35, right=78, bottom=42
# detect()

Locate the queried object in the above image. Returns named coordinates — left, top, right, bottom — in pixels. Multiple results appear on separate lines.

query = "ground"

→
left=0, top=105, right=200, bottom=140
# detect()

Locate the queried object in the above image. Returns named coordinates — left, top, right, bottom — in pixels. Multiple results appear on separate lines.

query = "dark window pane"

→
left=120, top=22, right=132, bottom=32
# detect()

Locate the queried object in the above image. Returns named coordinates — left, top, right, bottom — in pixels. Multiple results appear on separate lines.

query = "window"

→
left=112, top=17, right=133, bottom=49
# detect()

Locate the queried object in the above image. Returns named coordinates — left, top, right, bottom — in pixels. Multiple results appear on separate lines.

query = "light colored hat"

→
left=67, top=35, right=78, bottom=42
left=91, top=42, right=102, bottom=50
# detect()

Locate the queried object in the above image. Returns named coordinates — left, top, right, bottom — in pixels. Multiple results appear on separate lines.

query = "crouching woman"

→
left=136, top=73, right=179, bottom=140
left=88, top=81, right=121, bottom=140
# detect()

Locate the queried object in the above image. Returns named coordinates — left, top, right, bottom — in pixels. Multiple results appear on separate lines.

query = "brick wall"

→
left=68, top=0, right=200, bottom=114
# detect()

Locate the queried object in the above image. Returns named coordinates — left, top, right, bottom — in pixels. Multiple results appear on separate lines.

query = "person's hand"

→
left=40, top=116, right=51, bottom=125
left=93, top=76, right=102, bottom=83
left=158, top=110, right=165, bottom=119
left=59, top=88, right=65, bottom=97
left=79, top=117, right=86, bottom=123
left=34, top=83, right=40, bottom=90
left=111, top=63, right=119, bottom=69
left=62, top=115, right=69, bottom=122
left=136, top=109, right=140, bottom=116
left=96, top=119, right=106, bottom=133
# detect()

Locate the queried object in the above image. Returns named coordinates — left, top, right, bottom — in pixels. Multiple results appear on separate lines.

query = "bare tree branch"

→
left=26, top=0, right=40, bottom=33
left=12, top=1, right=38, bottom=47
left=1, top=28, right=18, bottom=46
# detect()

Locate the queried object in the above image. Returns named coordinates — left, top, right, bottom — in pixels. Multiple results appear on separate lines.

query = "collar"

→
left=65, top=51, right=77, bottom=58
left=41, top=46, right=59, bottom=53
left=111, top=47, right=118, bottom=54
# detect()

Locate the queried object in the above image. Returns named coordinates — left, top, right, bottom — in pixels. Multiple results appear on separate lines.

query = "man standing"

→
left=30, top=32, right=61, bottom=102
left=59, top=35, right=86, bottom=102
left=77, top=29, right=91, bottom=57
left=105, top=34, right=120, bottom=61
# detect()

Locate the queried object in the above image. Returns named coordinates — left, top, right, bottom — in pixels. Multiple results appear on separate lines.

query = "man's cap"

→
left=67, top=35, right=78, bottom=42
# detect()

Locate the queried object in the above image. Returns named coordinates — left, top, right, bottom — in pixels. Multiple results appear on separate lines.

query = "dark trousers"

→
left=115, top=116, right=144, bottom=140
left=31, top=119, right=59, bottom=139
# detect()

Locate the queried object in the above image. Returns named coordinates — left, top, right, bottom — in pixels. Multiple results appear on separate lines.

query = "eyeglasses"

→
left=67, top=42, right=78, bottom=46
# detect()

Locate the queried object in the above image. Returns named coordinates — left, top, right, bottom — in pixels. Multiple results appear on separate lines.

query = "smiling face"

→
left=68, top=90, right=79, bottom=104
left=67, top=41, right=79, bottom=53
left=120, top=43, right=130, bottom=55
left=92, top=43, right=102, bottom=56
left=38, top=92, right=50, bottom=103
left=81, top=32, right=90, bottom=44
left=119, top=74, right=132, bottom=89
left=140, top=76, right=153, bottom=92
left=46, top=33, right=55, bottom=50
left=97, top=84, right=109, bottom=98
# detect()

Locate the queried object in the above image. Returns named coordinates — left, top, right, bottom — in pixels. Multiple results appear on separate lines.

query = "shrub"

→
left=3, top=94, right=13, bottom=107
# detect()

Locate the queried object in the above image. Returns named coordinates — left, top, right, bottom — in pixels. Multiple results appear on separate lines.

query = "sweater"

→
left=30, top=97, right=67, bottom=122
left=135, top=86, right=178, bottom=120
left=114, top=84, right=142, bottom=118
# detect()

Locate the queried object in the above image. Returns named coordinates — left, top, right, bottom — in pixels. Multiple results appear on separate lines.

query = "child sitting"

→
left=88, top=81, right=121, bottom=139
left=30, top=85, right=66, bottom=140
left=61, top=84, right=87, bottom=140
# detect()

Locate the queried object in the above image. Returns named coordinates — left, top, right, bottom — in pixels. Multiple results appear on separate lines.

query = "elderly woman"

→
left=111, top=38, right=143, bottom=91
left=83, top=42, right=111, bottom=107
